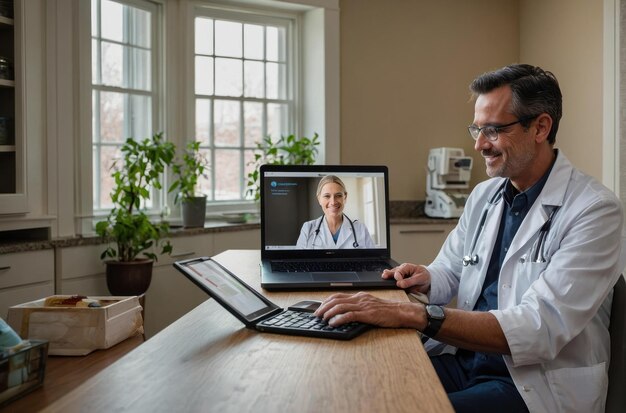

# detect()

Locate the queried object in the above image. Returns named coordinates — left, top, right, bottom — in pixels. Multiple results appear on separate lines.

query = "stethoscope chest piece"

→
left=461, top=181, right=506, bottom=268
left=462, top=254, right=479, bottom=267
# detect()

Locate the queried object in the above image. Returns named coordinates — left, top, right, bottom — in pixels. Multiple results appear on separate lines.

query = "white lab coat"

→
left=296, top=216, right=376, bottom=249
left=425, top=150, right=624, bottom=413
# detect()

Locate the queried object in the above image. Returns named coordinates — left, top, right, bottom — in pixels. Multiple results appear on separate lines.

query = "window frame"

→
left=186, top=4, right=299, bottom=213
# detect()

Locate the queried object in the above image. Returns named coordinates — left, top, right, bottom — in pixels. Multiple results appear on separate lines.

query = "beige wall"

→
left=340, top=0, right=607, bottom=200
left=519, top=0, right=604, bottom=180
left=340, top=0, right=519, bottom=200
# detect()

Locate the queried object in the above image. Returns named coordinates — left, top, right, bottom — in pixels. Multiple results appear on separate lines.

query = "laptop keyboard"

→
left=271, top=260, right=392, bottom=273
left=259, top=310, right=362, bottom=333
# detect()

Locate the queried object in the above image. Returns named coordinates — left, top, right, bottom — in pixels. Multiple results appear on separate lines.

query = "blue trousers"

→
left=430, top=354, right=529, bottom=413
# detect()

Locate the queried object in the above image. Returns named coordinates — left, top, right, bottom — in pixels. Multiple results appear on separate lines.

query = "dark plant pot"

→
left=182, top=196, right=207, bottom=228
left=106, top=259, right=154, bottom=296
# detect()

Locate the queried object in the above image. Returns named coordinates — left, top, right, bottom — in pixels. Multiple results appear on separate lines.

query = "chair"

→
left=606, top=275, right=626, bottom=413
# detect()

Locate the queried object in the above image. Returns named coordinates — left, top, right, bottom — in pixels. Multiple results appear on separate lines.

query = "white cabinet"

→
left=143, top=229, right=261, bottom=338
left=144, top=264, right=210, bottom=338
left=390, top=223, right=455, bottom=265
left=56, top=244, right=108, bottom=295
left=0, top=249, right=54, bottom=318
left=143, top=233, right=214, bottom=338
left=53, top=228, right=261, bottom=338
left=213, top=229, right=261, bottom=254
left=56, top=233, right=215, bottom=296
left=55, top=234, right=214, bottom=338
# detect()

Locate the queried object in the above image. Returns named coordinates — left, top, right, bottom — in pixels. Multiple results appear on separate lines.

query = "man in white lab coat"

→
left=314, top=64, right=624, bottom=412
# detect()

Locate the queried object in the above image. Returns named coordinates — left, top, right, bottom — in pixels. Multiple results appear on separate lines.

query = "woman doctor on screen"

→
left=296, top=175, right=376, bottom=249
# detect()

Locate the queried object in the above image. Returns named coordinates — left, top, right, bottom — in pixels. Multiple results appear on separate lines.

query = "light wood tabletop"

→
left=40, top=250, right=453, bottom=413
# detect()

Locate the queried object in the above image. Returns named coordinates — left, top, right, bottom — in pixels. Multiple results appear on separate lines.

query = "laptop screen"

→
left=260, top=165, right=391, bottom=259
left=179, top=258, right=279, bottom=323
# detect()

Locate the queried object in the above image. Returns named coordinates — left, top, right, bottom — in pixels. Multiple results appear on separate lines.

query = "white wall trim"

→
left=603, top=0, right=619, bottom=193
left=300, top=6, right=339, bottom=164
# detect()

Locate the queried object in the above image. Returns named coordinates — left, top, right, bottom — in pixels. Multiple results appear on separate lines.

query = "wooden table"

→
left=37, top=250, right=452, bottom=412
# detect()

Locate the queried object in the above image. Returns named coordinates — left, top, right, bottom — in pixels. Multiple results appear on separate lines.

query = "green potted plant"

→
left=169, top=141, right=209, bottom=228
left=95, top=132, right=175, bottom=296
left=246, top=133, right=320, bottom=201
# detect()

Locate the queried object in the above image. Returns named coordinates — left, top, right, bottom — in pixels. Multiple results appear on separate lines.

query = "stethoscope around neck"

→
left=313, top=213, right=359, bottom=248
left=462, top=180, right=559, bottom=267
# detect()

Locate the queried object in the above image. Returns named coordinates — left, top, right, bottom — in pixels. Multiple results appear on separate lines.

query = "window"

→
left=192, top=7, right=295, bottom=203
left=91, top=0, right=161, bottom=212
left=362, top=178, right=376, bottom=242
left=82, top=0, right=337, bottom=229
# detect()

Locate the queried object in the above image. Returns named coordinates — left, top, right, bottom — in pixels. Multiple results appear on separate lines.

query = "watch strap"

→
left=422, top=305, right=444, bottom=338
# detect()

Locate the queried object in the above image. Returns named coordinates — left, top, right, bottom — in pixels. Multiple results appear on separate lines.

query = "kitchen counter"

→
left=0, top=200, right=459, bottom=254
left=389, top=200, right=458, bottom=225
left=0, top=220, right=260, bottom=254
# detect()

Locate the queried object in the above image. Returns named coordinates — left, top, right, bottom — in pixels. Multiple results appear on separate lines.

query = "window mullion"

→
left=96, top=0, right=102, bottom=84
left=211, top=18, right=216, bottom=202
left=239, top=100, right=244, bottom=197
left=210, top=97, right=216, bottom=202
left=94, top=90, right=101, bottom=209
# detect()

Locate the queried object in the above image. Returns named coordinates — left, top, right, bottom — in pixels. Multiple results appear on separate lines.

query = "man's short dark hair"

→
left=470, top=64, right=562, bottom=144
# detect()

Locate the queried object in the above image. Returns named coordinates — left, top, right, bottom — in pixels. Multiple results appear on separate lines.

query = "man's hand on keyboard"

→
left=313, top=291, right=426, bottom=330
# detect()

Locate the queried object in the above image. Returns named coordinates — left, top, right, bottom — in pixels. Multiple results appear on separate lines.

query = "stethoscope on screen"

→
left=313, top=213, right=359, bottom=248
left=462, top=181, right=559, bottom=267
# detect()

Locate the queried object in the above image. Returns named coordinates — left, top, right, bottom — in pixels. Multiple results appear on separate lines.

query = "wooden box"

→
left=6, top=296, right=143, bottom=356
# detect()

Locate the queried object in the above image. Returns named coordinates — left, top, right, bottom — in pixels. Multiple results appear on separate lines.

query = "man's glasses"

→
left=467, top=115, right=538, bottom=141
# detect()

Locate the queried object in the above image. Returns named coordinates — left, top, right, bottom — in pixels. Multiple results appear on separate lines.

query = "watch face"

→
left=427, top=305, right=445, bottom=319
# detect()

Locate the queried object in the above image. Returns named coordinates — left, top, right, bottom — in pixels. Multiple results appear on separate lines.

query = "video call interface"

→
left=262, top=171, right=388, bottom=250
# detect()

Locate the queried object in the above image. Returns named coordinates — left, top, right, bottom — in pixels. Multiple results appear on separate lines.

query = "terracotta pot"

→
left=105, top=259, right=154, bottom=296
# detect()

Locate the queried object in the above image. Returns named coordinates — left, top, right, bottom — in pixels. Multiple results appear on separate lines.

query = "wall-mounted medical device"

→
left=425, top=147, right=473, bottom=218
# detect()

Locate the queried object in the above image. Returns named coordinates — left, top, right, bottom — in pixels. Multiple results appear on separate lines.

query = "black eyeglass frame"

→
left=467, top=115, right=539, bottom=141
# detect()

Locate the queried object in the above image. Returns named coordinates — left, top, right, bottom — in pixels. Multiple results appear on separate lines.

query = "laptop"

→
left=260, top=164, right=399, bottom=290
left=174, top=257, right=370, bottom=340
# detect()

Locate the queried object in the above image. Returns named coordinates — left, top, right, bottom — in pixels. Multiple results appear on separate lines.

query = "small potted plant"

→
left=246, top=133, right=320, bottom=201
left=95, top=133, right=175, bottom=296
left=169, top=141, right=209, bottom=228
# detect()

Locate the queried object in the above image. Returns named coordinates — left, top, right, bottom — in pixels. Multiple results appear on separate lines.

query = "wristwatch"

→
left=422, top=304, right=445, bottom=338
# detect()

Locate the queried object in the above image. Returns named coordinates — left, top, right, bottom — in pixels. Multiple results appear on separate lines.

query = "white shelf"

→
left=0, top=16, right=13, bottom=27
left=0, top=78, right=15, bottom=88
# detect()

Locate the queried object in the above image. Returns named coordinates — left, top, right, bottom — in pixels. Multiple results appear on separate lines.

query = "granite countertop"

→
left=388, top=201, right=458, bottom=225
left=0, top=220, right=261, bottom=254
left=0, top=201, right=458, bottom=254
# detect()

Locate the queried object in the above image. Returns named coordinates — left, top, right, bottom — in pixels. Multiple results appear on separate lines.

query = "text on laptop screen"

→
left=187, top=259, right=269, bottom=317
left=263, top=171, right=388, bottom=251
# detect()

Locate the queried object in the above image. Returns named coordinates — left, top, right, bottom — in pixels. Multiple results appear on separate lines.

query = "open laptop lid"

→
left=174, top=257, right=282, bottom=327
left=260, top=165, right=392, bottom=260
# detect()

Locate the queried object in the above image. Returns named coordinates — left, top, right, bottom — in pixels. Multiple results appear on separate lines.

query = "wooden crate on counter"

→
left=6, top=296, right=143, bottom=356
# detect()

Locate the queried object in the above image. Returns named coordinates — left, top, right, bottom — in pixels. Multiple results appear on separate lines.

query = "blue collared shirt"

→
left=332, top=226, right=341, bottom=244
